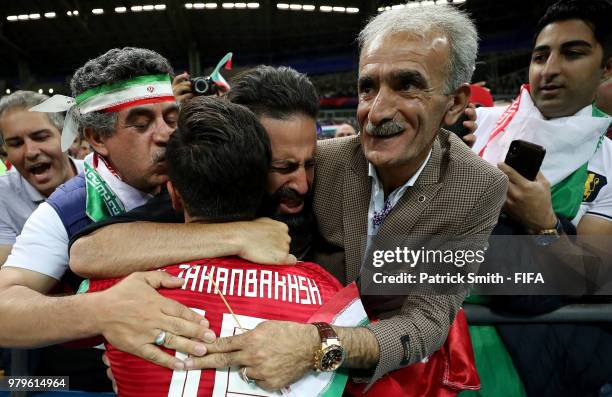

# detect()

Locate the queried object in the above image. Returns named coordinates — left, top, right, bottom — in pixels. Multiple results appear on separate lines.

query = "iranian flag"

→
left=345, top=308, right=480, bottom=397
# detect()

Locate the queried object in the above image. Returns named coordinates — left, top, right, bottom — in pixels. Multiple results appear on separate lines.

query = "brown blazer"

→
left=312, top=129, right=508, bottom=383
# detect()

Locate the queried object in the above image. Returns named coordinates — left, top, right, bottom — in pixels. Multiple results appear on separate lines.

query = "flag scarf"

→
left=84, top=153, right=153, bottom=223
left=84, top=162, right=125, bottom=222
left=473, top=84, right=610, bottom=219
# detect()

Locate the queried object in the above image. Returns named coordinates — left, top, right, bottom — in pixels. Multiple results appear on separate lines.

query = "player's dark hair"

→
left=166, top=96, right=271, bottom=222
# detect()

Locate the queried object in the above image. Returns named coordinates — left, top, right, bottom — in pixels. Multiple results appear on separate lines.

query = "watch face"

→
left=321, top=345, right=345, bottom=371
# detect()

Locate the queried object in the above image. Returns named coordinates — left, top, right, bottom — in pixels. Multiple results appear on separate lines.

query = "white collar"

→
left=368, top=149, right=432, bottom=194
left=367, top=149, right=432, bottom=237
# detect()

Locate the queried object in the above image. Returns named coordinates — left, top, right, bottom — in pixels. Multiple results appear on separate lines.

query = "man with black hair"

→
left=227, top=65, right=319, bottom=258
left=166, top=98, right=272, bottom=223
left=470, top=0, right=612, bottom=395
left=473, top=0, right=612, bottom=235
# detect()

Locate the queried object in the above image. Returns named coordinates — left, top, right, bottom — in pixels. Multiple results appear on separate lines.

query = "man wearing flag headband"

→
left=0, top=47, right=292, bottom=381
left=470, top=0, right=612, bottom=395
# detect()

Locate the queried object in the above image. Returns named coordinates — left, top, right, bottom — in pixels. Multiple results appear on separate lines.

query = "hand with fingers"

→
left=237, top=218, right=296, bottom=265
left=172, top=72, right=194, bottom=104
left=189, top=320, right=319, bottom=391
left=498, top=163, right=557, bottom=233
left=461, top=103, right=478, bottom=148
left=94, top=271, right=216, bottom=371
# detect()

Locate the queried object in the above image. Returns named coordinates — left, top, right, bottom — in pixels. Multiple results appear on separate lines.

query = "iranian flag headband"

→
left=29, top=74, right=174, bottom=152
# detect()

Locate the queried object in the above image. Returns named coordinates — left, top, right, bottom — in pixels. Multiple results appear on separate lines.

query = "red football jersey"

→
left=87, top=257, right=343, bottom=397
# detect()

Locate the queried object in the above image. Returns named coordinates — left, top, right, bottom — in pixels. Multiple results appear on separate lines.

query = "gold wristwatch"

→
left=312, top=322, right=345, bottom=372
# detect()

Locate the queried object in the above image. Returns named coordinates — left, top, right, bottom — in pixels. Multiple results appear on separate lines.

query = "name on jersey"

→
left=174, top=264, right=323, bottom=305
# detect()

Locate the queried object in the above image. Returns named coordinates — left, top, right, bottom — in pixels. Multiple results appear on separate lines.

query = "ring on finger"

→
left=240, top=367, right=255, bottom=385
left=154, top=330, right=167, bottom=346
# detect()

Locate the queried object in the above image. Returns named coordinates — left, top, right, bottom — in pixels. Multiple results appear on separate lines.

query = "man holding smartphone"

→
left=473, top=0, right=611, bottom=237
left=468, top=0, right=612, bottom=395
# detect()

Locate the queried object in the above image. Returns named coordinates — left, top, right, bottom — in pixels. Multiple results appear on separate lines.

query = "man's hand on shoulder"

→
left=92, top=271, right=215, bottom=370
left=498, top=164, right=557, bottom=232
left=235, top=218, right=296, bottom=265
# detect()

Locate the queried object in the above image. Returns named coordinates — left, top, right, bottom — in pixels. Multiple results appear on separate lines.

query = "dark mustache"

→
left=365, top=120, right=405, bottom=136
left=273, top=186, right=307, bottom=202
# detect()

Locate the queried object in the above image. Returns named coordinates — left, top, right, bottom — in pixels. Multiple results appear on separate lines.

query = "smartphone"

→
left=504, top=140, right=546, bottom=181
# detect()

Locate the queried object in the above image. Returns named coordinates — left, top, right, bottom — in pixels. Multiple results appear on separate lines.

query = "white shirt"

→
left=3, top=155, right=152, bottom=280
left=367, top=149, right=432, bottom=237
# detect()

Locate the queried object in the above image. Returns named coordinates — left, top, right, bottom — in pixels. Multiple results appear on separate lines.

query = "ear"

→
left=443, top=83, right=471, bottom=126
left=83, top=127, right=109, bottom=157
left=167, top=180, right=184, bottom=213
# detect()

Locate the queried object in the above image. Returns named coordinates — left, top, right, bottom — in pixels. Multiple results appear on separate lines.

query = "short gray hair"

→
left=358, top=5, right=478, bottom=94
left=0, top=91, right=65, bottom=144
left=70, top=47, right=174, bottom=138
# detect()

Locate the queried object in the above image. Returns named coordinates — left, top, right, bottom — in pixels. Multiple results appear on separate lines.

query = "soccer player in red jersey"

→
left=83, top=97, right=343, bottom=397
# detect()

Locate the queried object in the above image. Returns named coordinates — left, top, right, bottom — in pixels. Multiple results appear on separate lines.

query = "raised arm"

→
left=70, top=218, right=295, bottom=279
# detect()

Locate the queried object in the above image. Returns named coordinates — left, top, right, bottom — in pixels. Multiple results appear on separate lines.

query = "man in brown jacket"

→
left=309, top=5, right=507, bottom=384
left=68, top=5, right=507, bottom=392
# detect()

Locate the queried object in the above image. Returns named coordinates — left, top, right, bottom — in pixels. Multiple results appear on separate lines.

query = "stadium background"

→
left=0, top=0, right=555, bottom=125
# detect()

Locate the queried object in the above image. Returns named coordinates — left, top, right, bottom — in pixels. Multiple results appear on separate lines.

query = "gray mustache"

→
left=364, top=121, right=405, bottom=137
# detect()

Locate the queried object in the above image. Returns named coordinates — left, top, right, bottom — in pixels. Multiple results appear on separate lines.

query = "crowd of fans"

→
left=0, top=0, right=611, bottom=396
